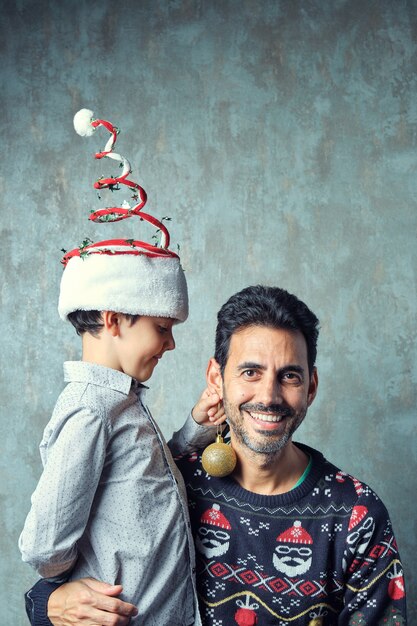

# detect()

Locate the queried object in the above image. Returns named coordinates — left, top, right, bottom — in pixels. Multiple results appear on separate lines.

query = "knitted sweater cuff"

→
left=25, top=578, right=62, bottom=626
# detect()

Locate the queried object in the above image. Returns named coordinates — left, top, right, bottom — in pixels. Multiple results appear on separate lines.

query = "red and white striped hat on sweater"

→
left=200, top=504, right=232, bottom=530
left=276, top=520, right=313, bottom=544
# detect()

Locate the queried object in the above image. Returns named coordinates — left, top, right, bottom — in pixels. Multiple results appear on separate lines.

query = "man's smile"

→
left=243, top=403, right=294, bottom=428
left=248, top=411, right=286, bottom=423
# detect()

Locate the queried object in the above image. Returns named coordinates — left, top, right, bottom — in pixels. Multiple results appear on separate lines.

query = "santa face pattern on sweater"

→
left=273, top=520, right=314, bottom=576
left=343, top=510, right=375, bottom=572
left=196, top=503, right=232, bottom=558
left=176, top=443, right=407, bottom=626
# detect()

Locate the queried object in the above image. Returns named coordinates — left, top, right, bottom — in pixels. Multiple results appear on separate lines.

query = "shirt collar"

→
left=63, top=361, right=147, bottom=396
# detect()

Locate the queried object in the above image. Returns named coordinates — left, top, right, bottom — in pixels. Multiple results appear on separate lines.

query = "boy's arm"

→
left=19, top=409, right=108, bottom=578
left=168, top=388, right=225, bottom=456
left=25, top=578, right=137, bottom=626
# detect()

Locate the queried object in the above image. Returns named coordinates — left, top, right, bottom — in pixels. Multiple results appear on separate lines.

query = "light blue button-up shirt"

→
left=20, top=362, right=215, bottom=625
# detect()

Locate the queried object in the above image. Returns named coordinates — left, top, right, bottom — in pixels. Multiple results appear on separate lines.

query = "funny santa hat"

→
left=58, top=108, right=188, bottom=322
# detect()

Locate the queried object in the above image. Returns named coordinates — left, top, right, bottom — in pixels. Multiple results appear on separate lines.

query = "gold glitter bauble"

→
left=201, top=434, right=237, bottom=477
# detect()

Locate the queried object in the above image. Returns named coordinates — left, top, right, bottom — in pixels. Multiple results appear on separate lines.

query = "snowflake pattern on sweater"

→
left=176, top=443, right=407, bottom=626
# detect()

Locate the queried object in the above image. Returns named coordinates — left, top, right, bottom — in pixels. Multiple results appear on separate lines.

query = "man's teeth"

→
left=249, top=412, right=284, bottom=423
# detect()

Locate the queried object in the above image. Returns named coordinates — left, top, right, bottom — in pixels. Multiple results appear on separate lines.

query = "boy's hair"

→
left=67, top=310, right=140, bottom=336
left=214, top=285, right=320, bottom=376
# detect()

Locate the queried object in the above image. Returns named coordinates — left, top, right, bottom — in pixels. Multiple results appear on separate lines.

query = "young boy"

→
left=19, top=110, right=222, bottom=626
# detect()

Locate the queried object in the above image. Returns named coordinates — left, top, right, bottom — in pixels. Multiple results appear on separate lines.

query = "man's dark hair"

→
left=214, top=285, right=319, bottom=376
left=67, top=310, right=140, bottom=336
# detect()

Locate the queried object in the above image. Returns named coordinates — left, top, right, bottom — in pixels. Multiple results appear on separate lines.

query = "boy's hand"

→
left=48, top=578, right=137, bottom=626
left=192, top=388, right=226, bottom=426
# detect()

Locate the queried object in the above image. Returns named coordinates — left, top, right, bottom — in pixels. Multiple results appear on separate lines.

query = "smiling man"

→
left=24, top=286, right=407, bottom=626
left=210, top=323, right=317, bottom=487
left=178, top=285, right=407, bottom=625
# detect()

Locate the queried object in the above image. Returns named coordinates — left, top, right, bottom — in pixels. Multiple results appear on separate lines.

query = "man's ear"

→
left=102, top=311, right=121, bottom=337
left=206, top=358, right=223, bottom=400
left=307, top=367, right=318, bottom=406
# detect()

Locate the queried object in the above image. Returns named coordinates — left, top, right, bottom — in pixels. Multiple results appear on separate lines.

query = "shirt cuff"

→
left=169, top=413, right=217, bottom=457
left=25, top=578, right=62, bottom=626
left=182, top=412, right=217, bottom=444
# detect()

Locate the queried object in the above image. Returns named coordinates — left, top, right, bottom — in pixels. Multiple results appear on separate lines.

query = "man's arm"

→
left=340, top=492, right=407, bottom=623
left=25, top=578, right=137, bottom=626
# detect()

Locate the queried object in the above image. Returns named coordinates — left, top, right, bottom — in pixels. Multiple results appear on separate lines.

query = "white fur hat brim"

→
left=58, top=253, right=188, bottom=322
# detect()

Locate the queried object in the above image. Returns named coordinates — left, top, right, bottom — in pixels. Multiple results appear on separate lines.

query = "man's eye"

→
left=158, top=326, right=168, bottom=334
left=243, top=369, right=258, bottom=378
left=282, top=372, right=302, bottom=384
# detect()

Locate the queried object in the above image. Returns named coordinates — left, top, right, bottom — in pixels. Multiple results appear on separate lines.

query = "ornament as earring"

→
left=201, top=419, right=236, bottom=478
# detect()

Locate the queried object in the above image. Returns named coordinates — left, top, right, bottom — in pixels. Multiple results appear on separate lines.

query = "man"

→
left=25, top=286, right=407, bottom=625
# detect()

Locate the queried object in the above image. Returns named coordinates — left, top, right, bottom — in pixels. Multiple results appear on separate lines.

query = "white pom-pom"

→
left=73, top=108, right=96, bottom=137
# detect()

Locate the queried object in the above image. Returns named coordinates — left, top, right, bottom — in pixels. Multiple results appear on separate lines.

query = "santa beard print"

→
left=273, top=544, right=313, bottom=576
left=196, top=526, right=230, bottom=558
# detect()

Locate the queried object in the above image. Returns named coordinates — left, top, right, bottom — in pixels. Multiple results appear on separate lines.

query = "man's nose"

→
left=257, top=375, right=283, bottom=405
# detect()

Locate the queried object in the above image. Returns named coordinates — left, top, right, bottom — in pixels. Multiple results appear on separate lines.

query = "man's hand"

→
left=192, top=388, right=226, bottom=426
left=48, top=578, right=138, bottom=626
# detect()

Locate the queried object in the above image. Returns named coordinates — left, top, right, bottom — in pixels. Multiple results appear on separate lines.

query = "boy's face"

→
left=115, top=315, right=176, bottom=382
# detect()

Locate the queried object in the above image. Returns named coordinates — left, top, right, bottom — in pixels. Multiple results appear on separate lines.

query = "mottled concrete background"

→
left=1, top=0, right=416, bottom=623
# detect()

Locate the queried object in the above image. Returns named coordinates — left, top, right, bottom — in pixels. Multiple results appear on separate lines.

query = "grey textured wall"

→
left=1, top=1, right=416, bottom=623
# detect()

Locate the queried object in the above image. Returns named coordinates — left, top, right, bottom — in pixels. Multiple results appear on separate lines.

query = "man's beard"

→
left=223, top=395, right=307, bottom=457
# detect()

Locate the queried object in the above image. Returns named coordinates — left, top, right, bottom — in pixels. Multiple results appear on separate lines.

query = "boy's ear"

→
left=206, top=358, right=223, bottom=399
left=102, top=311, right=121, bottom=337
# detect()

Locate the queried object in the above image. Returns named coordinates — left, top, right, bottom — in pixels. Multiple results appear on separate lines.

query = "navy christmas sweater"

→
left=176, top=443, right=407, bottom=626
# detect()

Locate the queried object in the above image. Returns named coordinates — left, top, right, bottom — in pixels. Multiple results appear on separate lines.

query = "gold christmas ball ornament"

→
left=201, top=434, right=237, bottom=477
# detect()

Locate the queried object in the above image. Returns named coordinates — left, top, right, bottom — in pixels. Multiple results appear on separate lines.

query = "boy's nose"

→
left=165, top=331, right=175, bottom=351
